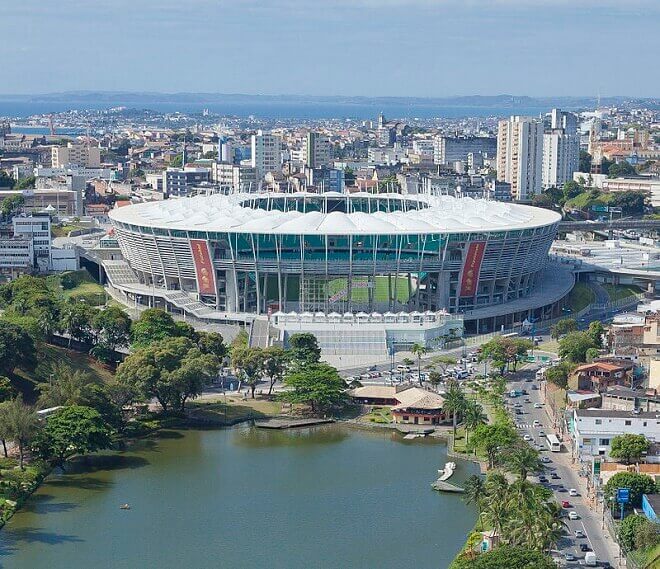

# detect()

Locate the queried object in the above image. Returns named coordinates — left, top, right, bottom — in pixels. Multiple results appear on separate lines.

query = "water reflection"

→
left=232, top=425, right=349, bottom=448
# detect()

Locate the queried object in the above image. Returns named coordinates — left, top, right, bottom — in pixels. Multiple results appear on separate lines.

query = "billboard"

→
left=459, top=241, right=486, bottom=297
left=190, top=239, right=216, bottom=296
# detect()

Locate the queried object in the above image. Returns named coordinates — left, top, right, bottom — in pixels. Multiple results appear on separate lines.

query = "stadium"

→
left=106, top=191, right=565, bottom=338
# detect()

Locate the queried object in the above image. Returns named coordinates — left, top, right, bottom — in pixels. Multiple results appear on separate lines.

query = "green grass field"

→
left=325, top=276, right=414, bottom=303
left=602, top=284, right=642, bottom=302
left=567, top=282, right=595, bottom=312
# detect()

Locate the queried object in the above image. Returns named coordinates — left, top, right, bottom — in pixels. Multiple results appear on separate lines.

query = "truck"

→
left=584, top=552, right=597, bottom=566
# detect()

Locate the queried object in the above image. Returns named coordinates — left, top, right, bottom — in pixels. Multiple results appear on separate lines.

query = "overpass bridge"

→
left=558, top=219, right=660, bottom=232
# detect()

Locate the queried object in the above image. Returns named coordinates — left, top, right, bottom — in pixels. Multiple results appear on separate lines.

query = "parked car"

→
left=574, top=530, right=585, bottom=539
left=561, top=500, right=570, bottom=508
left=569, top=488, right=579, bottom=497
left=541, top=456, right=551, bottom=463
left=534, top=402, right=543, bottom=408
left=565, top=552, right=576, bottom=562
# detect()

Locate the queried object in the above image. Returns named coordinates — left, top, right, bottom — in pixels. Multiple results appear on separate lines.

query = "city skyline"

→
left=2, top=0, right=659, bottom=97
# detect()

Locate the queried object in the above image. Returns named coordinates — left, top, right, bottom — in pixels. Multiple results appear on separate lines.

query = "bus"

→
left=546, top=434, right=561, bottom=452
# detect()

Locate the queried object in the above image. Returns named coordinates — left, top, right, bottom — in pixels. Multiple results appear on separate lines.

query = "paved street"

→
left=506, top=367, right=620, bottom=567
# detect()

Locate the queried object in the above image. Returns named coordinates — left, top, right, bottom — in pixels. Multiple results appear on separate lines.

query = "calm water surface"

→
left=0, top=425, right=477, bottom=569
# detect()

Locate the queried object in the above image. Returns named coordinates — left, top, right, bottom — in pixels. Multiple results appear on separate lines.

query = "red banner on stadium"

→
left=190, top=239, right=216, bottom=296
left=459, top=241, right=486, bottom=297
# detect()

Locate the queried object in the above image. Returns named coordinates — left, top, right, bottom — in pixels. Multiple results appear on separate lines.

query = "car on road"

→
left=579, top=543, right=591, bottom=552
left=531, top=384, right=539, bottom=390
left=568, top=511, right=579, bottom=520
left=561, top=500, right=570, bottom=508
left=569, top=488, right=579, bottom=497
left=523, top=434, right=532, bottom=441
left=574, top=530, right=585, bottom=539
left=565, top=552, right=576, bottom=562
left=539, top=475, right=548, bottom=482
left=541, top=456, right=551, bottom=463
left=533, top=420, right=541, bottom=427
left=551, top=473, right=560, bottom=480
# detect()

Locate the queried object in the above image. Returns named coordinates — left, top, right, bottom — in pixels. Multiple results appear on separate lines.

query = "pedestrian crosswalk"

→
left=516, top=423, right=534, bottom=429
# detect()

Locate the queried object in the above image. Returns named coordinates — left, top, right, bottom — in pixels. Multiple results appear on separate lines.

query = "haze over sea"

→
left=1, top=100, right=555, bottom=120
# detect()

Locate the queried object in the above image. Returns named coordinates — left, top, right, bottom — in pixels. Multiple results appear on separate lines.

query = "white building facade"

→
left=497, top=116, right=543, bottom=200
left=251, top=131, right=282, bottom=180
left=542, top=109, right=579, bottom=190
left=12, top=215, right=51, bottom=271
left=572, top=408, right=660, bottom=460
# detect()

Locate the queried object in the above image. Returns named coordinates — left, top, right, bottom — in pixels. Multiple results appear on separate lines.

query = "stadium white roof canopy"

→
left=109, top=191, right=561, bottom=235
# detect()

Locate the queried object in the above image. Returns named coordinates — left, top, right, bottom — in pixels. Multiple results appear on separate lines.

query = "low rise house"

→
left=601, top=386, right=660, bottom=413
left=570, top=360, right=633, bottom=392
left=571, top=408, right=660, bottom=459
left=349, top=385, right=447, bottom=425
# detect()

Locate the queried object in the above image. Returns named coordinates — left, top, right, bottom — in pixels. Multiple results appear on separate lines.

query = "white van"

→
left=584, top=551, right=597, bottom=566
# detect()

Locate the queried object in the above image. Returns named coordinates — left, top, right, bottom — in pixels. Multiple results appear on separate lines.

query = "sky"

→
left=2, top=0, right=659, bottom=98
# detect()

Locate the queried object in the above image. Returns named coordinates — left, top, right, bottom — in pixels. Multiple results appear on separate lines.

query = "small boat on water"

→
left=120, top=504, right=131, bottom=510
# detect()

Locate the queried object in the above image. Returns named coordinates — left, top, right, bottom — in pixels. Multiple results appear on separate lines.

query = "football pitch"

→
left=325, top=276, right=414, bottom=303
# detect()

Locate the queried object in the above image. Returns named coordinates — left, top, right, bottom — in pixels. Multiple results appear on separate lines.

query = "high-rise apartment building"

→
left=542, top=109, right=579, bottom=190
left=497, top=116, right=543, bottom=200
left=433, top=135, right=497, bottom=165
left=251, top=130, right=282, bottom=179
left=12, top=215, right=51, bottom=270
left=304, top=132, right=331, bottom=168
left=51, top=143, right=101, bottom=168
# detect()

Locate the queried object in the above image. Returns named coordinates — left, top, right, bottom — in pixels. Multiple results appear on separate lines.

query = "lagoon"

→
left=0, top=425, right=477, bottom=569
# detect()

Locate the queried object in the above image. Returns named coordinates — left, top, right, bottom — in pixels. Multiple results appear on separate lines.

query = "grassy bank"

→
left=567, top=282, right=595, bottom=312
left=0, top=458, right=51, bottom=529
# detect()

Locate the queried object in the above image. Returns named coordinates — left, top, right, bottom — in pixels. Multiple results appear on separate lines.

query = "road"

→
left=507, top=367, right=620, bottom=568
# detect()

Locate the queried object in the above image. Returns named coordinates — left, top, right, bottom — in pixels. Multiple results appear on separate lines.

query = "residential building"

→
left=305, top=132, right=331, bottom=168
left=251, top=130, right=282, bottom=180
left=164, top=167, right=211, bottom=197
left=348, top=385, right=448, bottom=425
left=12, top=215, right=51, bottom=270
left=571, top=408, right=660, bottom=459
left=601, top=386, right=660, bottom=413
left=542, top=109, right=579, bottom=189
left=497, top=116, right=543, bottom=200
left=0, top=188, right=79, bottom=216
left=433, top=135, right=497, bottom=166
left=0, top=237, right=33, bottom=277
left=51, top=143, right=101, bottom=168
left=212, top=163, right=257, bottom=192
left=569, top=360, right=633, bottom=392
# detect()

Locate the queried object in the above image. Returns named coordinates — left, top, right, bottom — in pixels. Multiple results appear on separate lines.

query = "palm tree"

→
left=463, top=474, right=486, bottom=514
left=463, top=399, right=486, bottom=446
left=411, top=343, right=428, bottom=385
left=502, top=445, right=544, bottom=481
left=443, top=380, right=465, bottom=437
left=0, top=396, right=39, bottom=469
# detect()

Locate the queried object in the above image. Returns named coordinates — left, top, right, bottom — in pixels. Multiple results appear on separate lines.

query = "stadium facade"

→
left=108, top=192, right=563, bottom=334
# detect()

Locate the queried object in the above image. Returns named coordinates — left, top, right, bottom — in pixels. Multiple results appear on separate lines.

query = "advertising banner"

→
left=190, top=239, right=216, bottom=296
left=459, top=241, right=486, bottom=297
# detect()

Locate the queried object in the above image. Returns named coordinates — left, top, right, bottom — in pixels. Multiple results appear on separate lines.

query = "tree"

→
left=37, top=362, right=97, bottom=409
left=543, top=186, right=565, bottom=207
left=471, top=423, right=517, bottom=469
left=428, top=371, right=442, bottom=388
left=480, top=337, right=532, bottom=374
left=618, top=514, right=656, bottom=551
left=608, top=161, right=636, bottom=179
left=262, top=346, right=288, bottom=396
left=0, top=194, right=22, bottom=219
left=0, top=321, right=37, bottom=375
left=15, top=176, right=36, bottom=190
left=604, top=472, right=656, bottom=509
left=116, top=336, right=219, bottom=412
left=130, top=308, right=179, bottom=348
left=288, top=333, right=321, bottom=365
left=0, top=376, right=16, bottom=403
left=463, top=399, right=486, bottom=446
left=531, top=193, right=553, bottom=209
left=563, top=180, right=584, bottom=202
left=558, top=331, right=599, bottom=363
left=59, top=301, right=98, bottom=346
left=609, top=434, right=650, bottom=465
left=232, top=346, right=265, bottom=398
left=443, top=380, right=466, bottom=437
left=411, top=343, right=428, bottom=385
left=550, top=318, right=577, bottom=340
left=197, top=331, right=227, bottom=360
left=463, top=474, right=486, bottom=514
left=587, top=320, right=605, bottom=348
left=92, top=306, right=131, bottom=352
left=579, top=150, right=592, bottom=173
left=453, top=545, right=556, bottom=569
left=0, top=396, right=39, bottom=468
left=501, top=445, right=543, bottom=481
left=544, top=362, right=574, bottom=389
left=33, top=406, right=114, bottom=469
left=611, top=190, right=647, bottom=215
left=281, top=363, right=346, bottom=413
